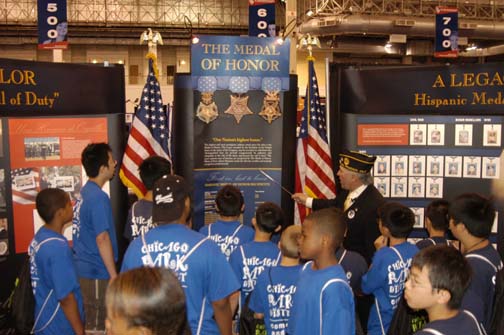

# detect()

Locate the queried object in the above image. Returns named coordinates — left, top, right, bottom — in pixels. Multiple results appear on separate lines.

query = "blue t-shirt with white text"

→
left=199, top=220, right=254, bottom=260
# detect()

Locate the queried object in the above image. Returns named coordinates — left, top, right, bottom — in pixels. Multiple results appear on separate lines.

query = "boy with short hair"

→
left=229, top=202, right=283, bottom=312
left=416, top=199, right=450, bottom=250
left=200, top=185, right=254, bottom=259
left=288, top=208, right=355, bottom=335
left=30, top=188, right=85, bottom=334
left=404, top=245, right=485, bottom=334
left=122, top=174, right=239, bottom=335
left=123, top=155, right=171, bottom=242
left=361, top=202, right=419, bottom=335
left=72, top=142, right=118, bottom=331
left=449, top=193, right=503, bottom=330
left=249, top=224, right=303, bottom=335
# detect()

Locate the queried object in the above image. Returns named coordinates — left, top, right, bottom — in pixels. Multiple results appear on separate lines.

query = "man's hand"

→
left=292, top=193, right=308, bottom=206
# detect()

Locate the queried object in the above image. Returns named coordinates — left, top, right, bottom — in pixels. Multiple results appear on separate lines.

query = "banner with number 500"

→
left=38, top=0, right=68, bottom=50
left=435, top=6, right=458, bottom=58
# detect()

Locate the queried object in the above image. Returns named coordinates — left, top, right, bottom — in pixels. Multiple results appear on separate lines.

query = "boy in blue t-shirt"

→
left=122, top=175, right=239, bottom=335
left=249, top=224, right=302, bottom=335
left=123, top=156, right=171, bottom=242
left=449, top=193, right=503, bottom=331
left=199, top=185, right=254, bottom=259
left=416, top=199, right=450, bottom=250
left=30, top=188, right=84, bottom=335
left=229, top=202, right=283, bottom=315
left=361, top=202, right=419, bottom=335
left=288, top=208, right=355, bottom=335
left=405, top=245, right=485, bottom=334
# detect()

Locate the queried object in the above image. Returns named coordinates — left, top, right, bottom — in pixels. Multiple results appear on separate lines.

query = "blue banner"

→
left=191, top=35, right=290, bottom=84
left=249, top=4, right=276, bottom=37
left=435, top=6, right=458, bottom=58
left=37, top=0, right=68, bottom=50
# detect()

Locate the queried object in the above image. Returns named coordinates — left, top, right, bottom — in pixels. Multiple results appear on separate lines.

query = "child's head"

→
left=254, top=202, right=284, bottom=234
left=106, top=267, right=189, bottom=335
left=299, top=208, right=346, bottom=259
left=425, top=199, right=450, bottom=232
left=378, top=202, right=415, bottom=238
left=279, top=224, right=301, bottom=258
left=139, top=156, right=172, bottom=191
left=449, top=193, right=495, bottom=239
left=215, top=185, right=244, bottom=218
left=405, top=245, right=471, bottom=311
left=36, top=188, right=72, bottom=224
left=81, top=142, right=113, bottom=178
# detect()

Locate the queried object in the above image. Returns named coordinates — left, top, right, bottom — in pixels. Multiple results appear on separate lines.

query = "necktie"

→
left=343, top=196, right=354, bottom=211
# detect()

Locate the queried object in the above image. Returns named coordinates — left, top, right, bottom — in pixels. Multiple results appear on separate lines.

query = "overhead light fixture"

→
left=385, top=42, right=393, bottom=49
left=306, top=9, right=314, bottom=17
left=192, top=35, right=200, bottom=44
left=465, top=44, right=477, bottom=51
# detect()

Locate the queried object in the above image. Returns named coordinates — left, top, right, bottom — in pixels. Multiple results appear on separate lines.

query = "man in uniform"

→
left=292, top=150, right=384, bottom=265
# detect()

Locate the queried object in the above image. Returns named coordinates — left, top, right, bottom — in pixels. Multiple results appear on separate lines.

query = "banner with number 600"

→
left=435, top=6, right=458, bottom=58
left=37, top=0, right=68, bottom=50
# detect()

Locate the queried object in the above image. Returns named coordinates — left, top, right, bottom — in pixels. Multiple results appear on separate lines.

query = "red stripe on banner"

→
left=130, top=127, right=156, bottom=157
left=306, top=156, right=336, bottom=190
left=124, top=146, right=145, bottom=167
left=307, top=136, right=333, bottom=167
left=12, top=190, right=36, bottom=202
left=305, top=178, right=323, bottom=198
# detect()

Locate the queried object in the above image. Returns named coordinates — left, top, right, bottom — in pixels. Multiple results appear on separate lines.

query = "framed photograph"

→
left=374, top=177, right=390, bottom=197
left=411, top=207, right=425, bottom=228
left=455, top=124, right=473, bottom=146
left=426, top=156, right=444, bottom=177
left=374, top=155, right=390, bottom=177
left=427, top=124, right=445, bottom=146
left=409, top=156, right=426, bottom=176
left=391, top=155, right=408, bottom=177
left=391, top=177, right=407, bottom=198
left=410, top=124, right=427, bottom=145
left=445, top=156, right=462, bottom=178
left=463, top=156, right=481, bottom=178
left=482, top=157, right=500, bottom=179
left=426, top=177, right=443, bottom=198
left=483, top=124, right=502, bottom=147
left=24, top=137, right=61, bottom=161
left=408, top=177, right=425, bottom=198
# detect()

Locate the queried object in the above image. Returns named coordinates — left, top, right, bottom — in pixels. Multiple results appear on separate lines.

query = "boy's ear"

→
left=436, top=288, right=452, bottom=305
left=240, top=204, right=245, bottom=213
left=381, top=226, right=391, bottom=237
left=251, top=217, right=257, bottom=228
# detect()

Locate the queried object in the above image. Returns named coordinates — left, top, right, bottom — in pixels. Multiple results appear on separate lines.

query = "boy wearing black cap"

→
left=121, top=174, right=240, bottom=335
left=293, top=150, right=384, bottom=264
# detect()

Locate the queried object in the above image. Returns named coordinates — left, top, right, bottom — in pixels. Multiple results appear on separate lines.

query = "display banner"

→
left=37, top=0, right=68, bottom=50
left=435, top=6, right=458, bottom=58
left=190, top=35, right=291, bottom=231
left=249, top=3, right=276, bottom=37
left=339, top=63, right=504, bottom=115
left=0, top=58, right=125, bottom=115
left=191, top=35, right=290, bottom=89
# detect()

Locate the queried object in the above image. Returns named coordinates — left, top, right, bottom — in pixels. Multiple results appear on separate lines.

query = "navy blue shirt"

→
left=416, top=237, right=449, bottom=250
left=336, top=247, right=368, bottom=294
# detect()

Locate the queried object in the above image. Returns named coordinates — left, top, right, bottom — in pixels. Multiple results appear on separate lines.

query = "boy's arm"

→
left=229, top=290, right=239, bottom=316
left=361, top=251, right=385, bottom=294
left=60, top=292, right=84, bottom=335
left=96, top=231, right=117, bottom=281
left=212, top=296, right=233, bottom=335
left=322, top=284, right=355, bottom=335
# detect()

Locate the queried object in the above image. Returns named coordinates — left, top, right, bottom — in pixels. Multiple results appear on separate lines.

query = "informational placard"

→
left=435, top=6, right=458, bottom=58
left=37, top=0, right=68, bottom=50
left=9, top=117, right=108, bottom=253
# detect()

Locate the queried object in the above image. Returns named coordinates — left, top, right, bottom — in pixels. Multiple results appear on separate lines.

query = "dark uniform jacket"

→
left=313, top=185, right=385, bottom=264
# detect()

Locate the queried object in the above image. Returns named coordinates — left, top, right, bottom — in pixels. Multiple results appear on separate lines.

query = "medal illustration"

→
left=196, top=92, right=219, bottom=124
left=259, top=77, right=282, bottom=124
left=224, top=94, right=253, bottom=124
left=226, top=76, right=253, bottom=124
left=259, top=91, right=281, bottom=123
left=196, top=76, right=218, bottom=124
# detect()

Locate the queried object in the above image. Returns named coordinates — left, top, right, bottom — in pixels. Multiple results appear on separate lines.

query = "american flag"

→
left=119, top=56, right=172, bottom=197
left=11, top=168, right=40, bottom=204
left=294, top=58, right=336, bottom=225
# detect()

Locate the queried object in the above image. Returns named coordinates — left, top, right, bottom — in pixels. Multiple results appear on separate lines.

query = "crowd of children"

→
left=27, top=148, right=504, bottom=335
